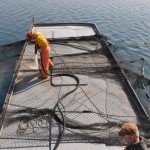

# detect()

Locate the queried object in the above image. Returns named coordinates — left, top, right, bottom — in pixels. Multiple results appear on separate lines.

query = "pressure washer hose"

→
left=38, top=49, right=80, bottom=150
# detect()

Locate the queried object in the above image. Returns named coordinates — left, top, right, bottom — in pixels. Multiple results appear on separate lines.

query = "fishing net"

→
left=0, top=41, right=24, bottom=111
left=0, top=36, right=149, bottom=149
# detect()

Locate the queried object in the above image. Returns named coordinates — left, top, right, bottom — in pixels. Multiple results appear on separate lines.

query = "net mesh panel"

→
left=117, top=58, right=145, bottom=78
left=0, top=38, right=149, bottom=149
left=0, top=41, right=24, bottom=110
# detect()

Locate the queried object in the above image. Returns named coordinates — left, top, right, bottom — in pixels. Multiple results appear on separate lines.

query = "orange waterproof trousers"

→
left=40, top=45, right=54, bottom=78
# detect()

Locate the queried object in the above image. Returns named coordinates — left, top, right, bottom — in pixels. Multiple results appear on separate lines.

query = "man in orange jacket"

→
left=27, top=31, right=54, bottom=79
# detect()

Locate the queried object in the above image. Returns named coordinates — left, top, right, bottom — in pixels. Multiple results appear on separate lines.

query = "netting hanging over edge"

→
left=0, top=36, right=150, bottom=149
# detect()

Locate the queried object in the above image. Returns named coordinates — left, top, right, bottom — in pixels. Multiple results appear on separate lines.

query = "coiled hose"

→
left=38, top=46, right=80, bottom=150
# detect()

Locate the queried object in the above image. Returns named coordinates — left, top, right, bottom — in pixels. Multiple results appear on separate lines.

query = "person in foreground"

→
left=27, top=31, right=54, bottom=79
left=118, top=122, right=149, bottom=150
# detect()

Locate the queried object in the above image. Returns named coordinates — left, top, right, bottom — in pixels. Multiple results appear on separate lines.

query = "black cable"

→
left=39, top=49, right=80, bottom=150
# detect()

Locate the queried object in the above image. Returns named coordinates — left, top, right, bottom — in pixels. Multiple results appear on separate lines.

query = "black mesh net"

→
left=0, top=37, right=149, bottom=149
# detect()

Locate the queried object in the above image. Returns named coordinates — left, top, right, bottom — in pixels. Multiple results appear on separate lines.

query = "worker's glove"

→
left=35, top=44, right=40, bottom=54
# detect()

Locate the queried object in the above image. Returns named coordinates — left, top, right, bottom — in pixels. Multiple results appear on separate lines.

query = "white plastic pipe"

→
left=34, top=54, right=39, bottom=70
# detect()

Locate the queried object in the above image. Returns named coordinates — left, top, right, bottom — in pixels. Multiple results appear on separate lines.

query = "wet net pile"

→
left=0, top=37, right=149, bottom=149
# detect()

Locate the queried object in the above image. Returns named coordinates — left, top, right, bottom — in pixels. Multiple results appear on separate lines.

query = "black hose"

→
left=39, top=49, right=79, bottom=150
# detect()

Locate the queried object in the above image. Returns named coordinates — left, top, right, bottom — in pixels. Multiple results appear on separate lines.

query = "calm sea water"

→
left=0, top=0, right=150, bottom=108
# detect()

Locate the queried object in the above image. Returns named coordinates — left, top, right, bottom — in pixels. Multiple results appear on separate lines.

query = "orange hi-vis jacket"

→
left=34, top=32, right=49, bottom=48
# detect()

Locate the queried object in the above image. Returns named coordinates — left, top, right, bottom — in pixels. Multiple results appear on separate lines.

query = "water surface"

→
left=0, top=0, right=150, bottom=107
